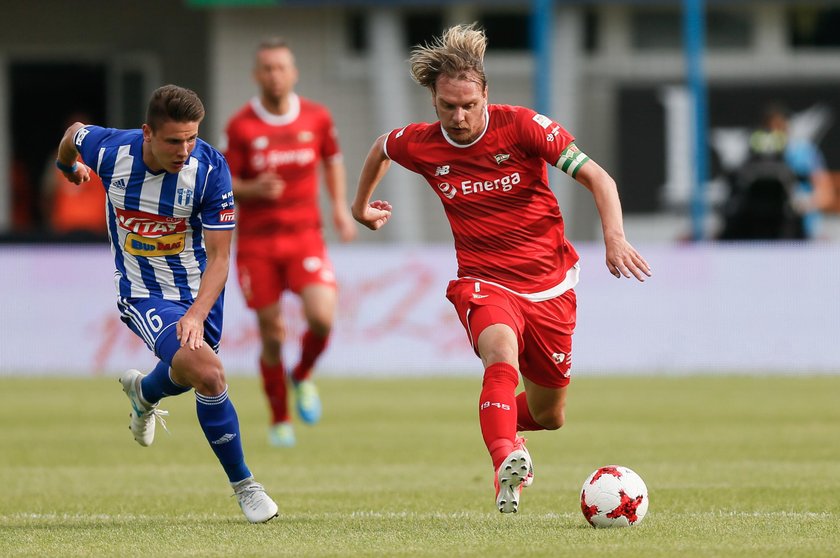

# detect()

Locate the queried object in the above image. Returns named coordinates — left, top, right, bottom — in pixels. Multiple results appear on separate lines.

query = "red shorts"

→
left=446, top=278, right=576, bottom=388
left=236, top=230, right=336, bottom=310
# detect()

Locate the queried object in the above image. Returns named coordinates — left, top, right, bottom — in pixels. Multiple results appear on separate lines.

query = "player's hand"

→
left=176, top=312, right=205, bottom=351
left=62, top=163, right=91, bottom=186
left=353, top=200, right=392, bottom=230
left=604, top=236, right=651, bottom=282
left=255, top=172, right=285, bottom=200
left=334, top=207, right=358, bottom=242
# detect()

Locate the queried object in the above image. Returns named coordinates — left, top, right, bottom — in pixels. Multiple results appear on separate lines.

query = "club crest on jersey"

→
left=176, top=187, right=194, bottom=206
left=494, top=153, right=510, bottom=165
left=435, top=165, right=450, bottom=176
left=298, top=130, right=314, bottom=142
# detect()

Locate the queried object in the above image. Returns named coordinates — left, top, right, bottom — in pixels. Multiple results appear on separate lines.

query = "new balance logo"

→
left=111, top=178, right=127, bottom=190
left=211, top=433, right=237, bottom=445
left=435, top=165, right=450, bottom=176
left=494, top=153, right=510, bottom=165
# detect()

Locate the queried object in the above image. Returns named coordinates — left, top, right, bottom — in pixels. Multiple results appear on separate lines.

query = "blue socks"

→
left=140, top=361, right=190, bottom=405
left=195, top=387, right=252, bottom=483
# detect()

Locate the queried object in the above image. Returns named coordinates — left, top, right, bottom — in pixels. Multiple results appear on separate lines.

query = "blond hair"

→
left=408, top=23, right=487, bottom=91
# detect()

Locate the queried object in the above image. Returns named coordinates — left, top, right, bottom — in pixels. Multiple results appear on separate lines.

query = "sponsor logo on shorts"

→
left=220, top=209, right=235, bottom=223
left=472, top=293, right=489, bottom=299
left=303, top=256, right=323, bottom=273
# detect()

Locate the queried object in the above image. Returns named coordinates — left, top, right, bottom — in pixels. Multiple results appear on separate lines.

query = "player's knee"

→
left=307, top=318, right=332, bottom=338
left=538, top=409, right=565, bottom=430
left=192, top=363, right=227, bottom=396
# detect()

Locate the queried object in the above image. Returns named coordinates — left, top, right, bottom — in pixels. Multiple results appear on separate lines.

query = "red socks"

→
left=291, top=331, right=329, bottom=384
left=515, top=391, right=545, bottom=431
left=479, top=362, right=520, bottom=470
left=259, top=359, right=288, bottom=423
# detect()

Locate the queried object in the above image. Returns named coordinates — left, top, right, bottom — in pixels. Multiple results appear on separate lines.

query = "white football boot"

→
left=119, top=369, right=169, bottom=447
left=232, top=478, right=279, bottom=523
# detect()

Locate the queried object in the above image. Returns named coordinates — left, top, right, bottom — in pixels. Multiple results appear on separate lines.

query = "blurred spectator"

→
left=40, top=114, right=107, bottom=240
left=719, top=103, right=834, bottom=240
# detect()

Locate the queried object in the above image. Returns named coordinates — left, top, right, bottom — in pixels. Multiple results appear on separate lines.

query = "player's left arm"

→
left=323, top=156, right=357, bottom=242
left=178, top=228, right=232, bottom=350
left=571, top=157, right=652, bottom=281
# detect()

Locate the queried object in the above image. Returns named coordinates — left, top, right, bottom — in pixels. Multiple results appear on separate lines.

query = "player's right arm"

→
left=56, top=122, right=91, bottom=185
left=351, top=134, right=393, bottom=231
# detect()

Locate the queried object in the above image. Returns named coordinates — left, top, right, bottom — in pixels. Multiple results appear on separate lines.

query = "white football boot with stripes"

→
left=119, top=369, right=169, bottom=447
left=232, top=478, right=279, bottom=523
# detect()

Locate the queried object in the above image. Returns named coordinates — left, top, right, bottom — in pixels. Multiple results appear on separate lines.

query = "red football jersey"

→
left=224, top=94, right=341, bottom=237
left=384, top=104, right=580, bottom=294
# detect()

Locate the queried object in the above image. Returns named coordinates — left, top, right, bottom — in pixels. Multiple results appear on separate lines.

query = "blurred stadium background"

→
left=1, top=0, right=839, bottom=378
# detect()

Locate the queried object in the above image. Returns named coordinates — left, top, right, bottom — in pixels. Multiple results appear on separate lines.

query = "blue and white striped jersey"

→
left=74, top=125, right=236, bottom=301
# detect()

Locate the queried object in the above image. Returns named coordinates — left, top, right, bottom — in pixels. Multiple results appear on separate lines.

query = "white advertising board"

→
left=1, top=243, right=838, bottom=377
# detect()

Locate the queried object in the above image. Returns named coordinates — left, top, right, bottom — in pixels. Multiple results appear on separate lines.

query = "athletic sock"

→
left=478, top=362, right=520, bottom=470
left=140, top=361, right=190, bottom=405
left=259, top=359, right=289, bottom=424
left=515, top=391, right=546, bottom=431
left=291, top=330, right=329, bottom=384
left=195, top=387, right=252, bottom=483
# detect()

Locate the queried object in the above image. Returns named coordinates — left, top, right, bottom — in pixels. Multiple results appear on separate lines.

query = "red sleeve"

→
left=382, top=123, right=423, bottom=174
left=223, top=117, right=248, bottom=179
left=320, top=108, right=341, bottom=161
left=514, top=107, right=575, bottom=166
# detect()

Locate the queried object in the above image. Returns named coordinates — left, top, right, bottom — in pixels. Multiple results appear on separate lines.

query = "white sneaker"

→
left=232, top=478, right=279, bottom=523
left=119, top=369, right=168, bottom=447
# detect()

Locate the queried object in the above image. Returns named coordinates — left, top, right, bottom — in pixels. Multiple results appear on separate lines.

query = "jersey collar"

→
left=251, top=93, right=300, bottom=126
left=439, top=105, right=490, bottom=148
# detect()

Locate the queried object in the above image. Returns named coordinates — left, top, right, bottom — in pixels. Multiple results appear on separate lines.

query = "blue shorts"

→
left=117, top=294, right=225, bottom=364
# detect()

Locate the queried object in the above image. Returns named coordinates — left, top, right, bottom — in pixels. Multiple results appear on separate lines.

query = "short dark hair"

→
left=146, top=84, right=205, bottom=131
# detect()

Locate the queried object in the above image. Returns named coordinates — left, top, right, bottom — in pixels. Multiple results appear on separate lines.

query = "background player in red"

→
left=352, top=24, right=651, bottom=513
left=224, top=38, right=356, bottom=447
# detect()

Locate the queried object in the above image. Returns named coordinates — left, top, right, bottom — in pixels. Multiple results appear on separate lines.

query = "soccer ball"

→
left=580, top=465, right=649, bottom=528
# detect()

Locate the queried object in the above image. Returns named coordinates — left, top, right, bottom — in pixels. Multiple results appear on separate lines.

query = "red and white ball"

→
left=580, top=465, right=649, bottom=528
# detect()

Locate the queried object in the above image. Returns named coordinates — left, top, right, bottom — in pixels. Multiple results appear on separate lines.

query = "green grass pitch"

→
left=1, top=374, right=838, bottom=557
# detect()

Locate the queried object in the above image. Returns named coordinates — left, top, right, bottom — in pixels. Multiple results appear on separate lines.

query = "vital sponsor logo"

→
left=124, top=232, right=186, bottom=256
left=176, top=187, right=193, bottom=206
left=116, top=208, right=186, bottom=235
left=460, top=172, right=521, bottom=195
left=435, top=165, right=450, bottom=176
left=437, top=182, right=457, bottom=199
left=219, top=209, right=236, bottom=223
left=494, top=153, right=510, bottom=165
left=110, top=178, right=128, bottom=190
left=211, top=433, right=237, bottom=445
left=532, top=113, right=552, bottom=129
left=73, top=127, right=90, bottom=146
